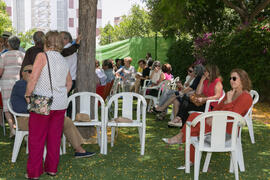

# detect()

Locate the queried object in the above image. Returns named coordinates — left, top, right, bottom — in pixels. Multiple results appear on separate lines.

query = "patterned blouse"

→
left=33, top=51, right=69, bottom=110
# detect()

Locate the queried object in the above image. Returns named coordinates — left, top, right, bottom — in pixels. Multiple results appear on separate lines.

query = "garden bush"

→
left=204, top=27, right=270, bottom=101
left=167, top=35, right=194, bottom=80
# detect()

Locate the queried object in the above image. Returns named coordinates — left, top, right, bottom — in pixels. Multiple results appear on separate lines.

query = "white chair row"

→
left=65, top=92, right=147, bottom=155
left=8, top=92, right=147, bottom=162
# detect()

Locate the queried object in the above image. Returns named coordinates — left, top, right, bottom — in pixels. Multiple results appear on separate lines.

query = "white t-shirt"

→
left=63, top=43, right=77, bottom=80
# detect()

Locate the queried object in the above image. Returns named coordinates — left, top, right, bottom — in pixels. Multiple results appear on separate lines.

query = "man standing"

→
left=60, top=31, right=78, bottom=93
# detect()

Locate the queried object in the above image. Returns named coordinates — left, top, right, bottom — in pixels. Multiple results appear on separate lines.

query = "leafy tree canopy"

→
left=100, top=5, right=155, bottom=45
left=145, top=0, right=270, bottom=37
left=0, top=0, right=13, bottom=35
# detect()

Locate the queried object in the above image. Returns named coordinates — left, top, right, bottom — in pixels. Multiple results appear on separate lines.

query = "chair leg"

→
left=104, top=127, right=108, bottom=155
left=11, top=132, right=25, bottom=163
left=231, top=151, right=239, bottom=180
left=140, top=126, right=145, bottom=156
left=246, top=118, right=255, bottom=144
left=194, top=149, right=202, bottom=180
left=111, top=127, right=115, bottom=147
left=138, top=127, right=142, bottom=144
left=237, top=140, right=245, bottom=172
left=62, top=135, right=66, bottom=154
left=203, top=152, right=212, bottom=172
left=96, top=127, right=101, bottom=146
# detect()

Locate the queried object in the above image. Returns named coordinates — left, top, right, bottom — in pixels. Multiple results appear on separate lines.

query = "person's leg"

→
left=156, top=93, right=177, bottom=111
left=172, top=99, right=180, bottom=121
left=63, top=117, right=84, bottom=152
left=27, top=113, right=50, bottom=178
left=17, top=116, right=29, bottom=131
left=44, top=110, right=65, bottom=174
left=4, top=111, right=15, bottom=137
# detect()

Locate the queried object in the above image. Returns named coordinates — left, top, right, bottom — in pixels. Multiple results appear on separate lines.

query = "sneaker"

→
left=74, top=151, right=96, bottom=158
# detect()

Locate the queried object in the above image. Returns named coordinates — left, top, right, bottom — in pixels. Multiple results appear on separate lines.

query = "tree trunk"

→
left=77, top=0, right=98, bottom=138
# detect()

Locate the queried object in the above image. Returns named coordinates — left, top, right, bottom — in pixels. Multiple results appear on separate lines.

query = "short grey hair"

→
left=60, top=31, right=72, bottom=43
left=194, top=64, right=205, bottom=77
left=152, top=60, right=161, bottom=69
left=8, top=36, right=20, bottom=50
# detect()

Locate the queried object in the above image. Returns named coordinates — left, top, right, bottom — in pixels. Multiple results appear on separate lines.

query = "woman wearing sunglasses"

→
left=165, top=64, right=223, bottom=128
left=163, top=68, right=253, bottom=169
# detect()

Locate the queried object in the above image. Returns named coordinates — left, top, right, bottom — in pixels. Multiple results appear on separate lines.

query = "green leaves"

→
left=0, top=0, right=13, bottom=35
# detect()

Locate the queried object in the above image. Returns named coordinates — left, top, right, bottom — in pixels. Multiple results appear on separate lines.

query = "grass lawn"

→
left=0, top=103, right=270, bottom=180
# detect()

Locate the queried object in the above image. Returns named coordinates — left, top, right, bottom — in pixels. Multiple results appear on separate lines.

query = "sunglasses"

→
left=24, top=70, right=32, bottom=73
left=188, top=69, right=193, bottom=73
left=230, top=76, right=237, bottom=81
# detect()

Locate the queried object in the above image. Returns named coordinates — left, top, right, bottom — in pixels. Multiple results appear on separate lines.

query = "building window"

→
left=69, top=0, right=74, bottom=9
left=57, top=0, right=67, bottom=31
left=6, top=6, right=12, bottom=16
left=97, top=9, right=102, bottom=19
left=69, top=18, right=74, bottom=27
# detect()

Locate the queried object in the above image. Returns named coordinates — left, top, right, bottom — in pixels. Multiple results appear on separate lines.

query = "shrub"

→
left=205, top=27, right=270, bottom=101
left=167, top=35, right=194, bottom=80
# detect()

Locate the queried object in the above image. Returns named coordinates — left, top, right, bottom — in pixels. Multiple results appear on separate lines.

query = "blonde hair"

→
left=45, top=31, right=63, bottom=52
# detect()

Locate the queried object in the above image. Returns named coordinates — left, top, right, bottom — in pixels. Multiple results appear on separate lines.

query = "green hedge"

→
left=166, top=36, right=194, bottom=81
left=205, top=27, right=270, bottom=101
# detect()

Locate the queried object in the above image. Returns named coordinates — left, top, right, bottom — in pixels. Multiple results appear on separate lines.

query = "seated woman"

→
left=116, top=57, right=136, bottom=92
left=162, top=63, right=173, bottom=81
left=170, top=64, right=223, bottom=127
left=162, top=68, right=253, bottom=169
left=153, top=64, right=204, bottom=122
left=147, top=61, right=165, bottom=96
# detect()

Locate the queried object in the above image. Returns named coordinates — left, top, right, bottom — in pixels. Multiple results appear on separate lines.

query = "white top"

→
left=33, top=51, right=69, bottom=110
left=150, top=70, right=162, bottom=84
left=184, top=75, right=195, bottom=88
left=96, top=68, right=107, bottom=86
left=63, top=43, right=77, bottom=80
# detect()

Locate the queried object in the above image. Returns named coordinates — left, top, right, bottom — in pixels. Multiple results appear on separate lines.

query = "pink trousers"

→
left=27, top=110, right=65, bottom=178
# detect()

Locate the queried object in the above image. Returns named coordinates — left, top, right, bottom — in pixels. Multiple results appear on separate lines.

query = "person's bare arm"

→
left=25, top=53, right=46, bottom=102
left=66, top=72, right=73, bottom=92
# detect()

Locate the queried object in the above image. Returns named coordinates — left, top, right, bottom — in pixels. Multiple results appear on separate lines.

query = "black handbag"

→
left=28, top=53, right=53, bottom=115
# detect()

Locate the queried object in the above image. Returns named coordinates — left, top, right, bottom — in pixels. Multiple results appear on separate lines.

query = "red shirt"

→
left=213, top=91, right=253, bottom=134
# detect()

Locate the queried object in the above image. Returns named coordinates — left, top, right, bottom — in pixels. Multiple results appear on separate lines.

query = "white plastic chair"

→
left=108, top=77, right=120, bottom=100
left=142, top=80, right=170, bottom=112
left=185, top=111, right=246, bottom=180
left=170, top=76, right=180, bottom=90
left=65, top=92, right=105, bottom=154
left=104, top=92, right=147, bottom=155
left=244, top=90, right=259, bottom=144
left=7, top=99, right=29, bottom=163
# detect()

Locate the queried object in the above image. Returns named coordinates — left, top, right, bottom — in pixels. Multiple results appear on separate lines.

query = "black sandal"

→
left=153, top=106, right=163, bottom=113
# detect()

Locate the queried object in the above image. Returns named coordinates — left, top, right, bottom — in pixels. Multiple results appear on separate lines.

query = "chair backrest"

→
left=67, top=92, right=105, bottom=121
left=110, top=78, right=120, bottom=97
left=7, top=99, right=29, bottom=132
left=170, top=76, right=180, bottom=90
left=105, top=92, right=147, bottom=123
left=191, top=111, right=245, bottom=152
left=156, top=80, right=171, bottom=100
left=204, top=90, right=225, bottom=113
left=244, top=90, right=259, bottom=120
